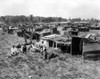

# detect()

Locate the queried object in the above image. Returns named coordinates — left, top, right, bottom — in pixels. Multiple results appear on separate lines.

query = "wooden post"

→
left=52, top=41, right=54, bottom=48
left=82, top=40, right=85, bottom=59
left=56, top=42, right=57, bottom=48
left=70, top=39, right=72, bottom=55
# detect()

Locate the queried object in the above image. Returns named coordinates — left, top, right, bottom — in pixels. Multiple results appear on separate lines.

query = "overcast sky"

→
left=0, top=0, right=100, bottom=19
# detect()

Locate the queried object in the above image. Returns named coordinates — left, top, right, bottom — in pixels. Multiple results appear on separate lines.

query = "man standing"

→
left=42, top=46, right=48, bottom=60
left=21, top=44, right=27, bottom=53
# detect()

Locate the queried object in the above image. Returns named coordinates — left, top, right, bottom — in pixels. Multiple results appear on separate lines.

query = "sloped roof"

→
left=41, top=34, right=71, bottom=44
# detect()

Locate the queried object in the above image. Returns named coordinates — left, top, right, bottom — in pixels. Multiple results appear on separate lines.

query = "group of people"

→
left=10, top=41, right=49, bottom=60
left=29, top=41, right=49, bottom=60
left=10, top=43, right=27, bottom=56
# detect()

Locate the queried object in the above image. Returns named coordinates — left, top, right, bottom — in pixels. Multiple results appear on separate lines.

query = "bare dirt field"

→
left=0, top=30, right=100, bottom=79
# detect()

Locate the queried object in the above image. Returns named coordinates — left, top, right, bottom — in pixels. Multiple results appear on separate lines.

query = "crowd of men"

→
left=10, top=41, right=49, bottom=60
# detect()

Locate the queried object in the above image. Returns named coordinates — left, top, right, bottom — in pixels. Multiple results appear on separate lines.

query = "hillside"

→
left=0, top=30, right=100, bottom=79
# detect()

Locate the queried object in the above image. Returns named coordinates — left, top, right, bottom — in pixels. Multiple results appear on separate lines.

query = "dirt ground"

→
left=1, top=30, right=100, bottom=79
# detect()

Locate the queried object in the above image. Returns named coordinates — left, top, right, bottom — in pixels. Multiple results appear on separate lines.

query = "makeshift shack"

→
left=38, top=29, right=52, bottom=37
left=40, top=34, right=60, bottom=48
left=41, top=34, right=71, bottom=53
left=17, top=29, right=40, bottom=41
left=71, top=33, right=100, bottom=59
left=7, top=27, right=19, bottom=34
left=35, top=27, right=44, bottom=32
left=52, top=27, right=60, bottom=34
left=32, top=32, right=40, bottom=41
left=83, top=34, right=100, bottom=58
left=69, top=30, right=78, bottom=36
left=78, top=27, right=89, bottom=32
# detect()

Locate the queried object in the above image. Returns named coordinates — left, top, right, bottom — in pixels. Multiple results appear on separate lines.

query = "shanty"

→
left=1, top=1, right=100, bottom=78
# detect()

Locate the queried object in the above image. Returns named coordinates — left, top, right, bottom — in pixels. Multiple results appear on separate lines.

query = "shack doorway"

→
left=71, top=37, right=83, bottom=55
left=48, top=40, right=54, bottom=47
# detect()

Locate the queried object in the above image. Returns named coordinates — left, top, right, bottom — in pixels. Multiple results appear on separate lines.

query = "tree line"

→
left=0, top=15, right=67, bottom=25
left=0, top=15, right=99, bottom=26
